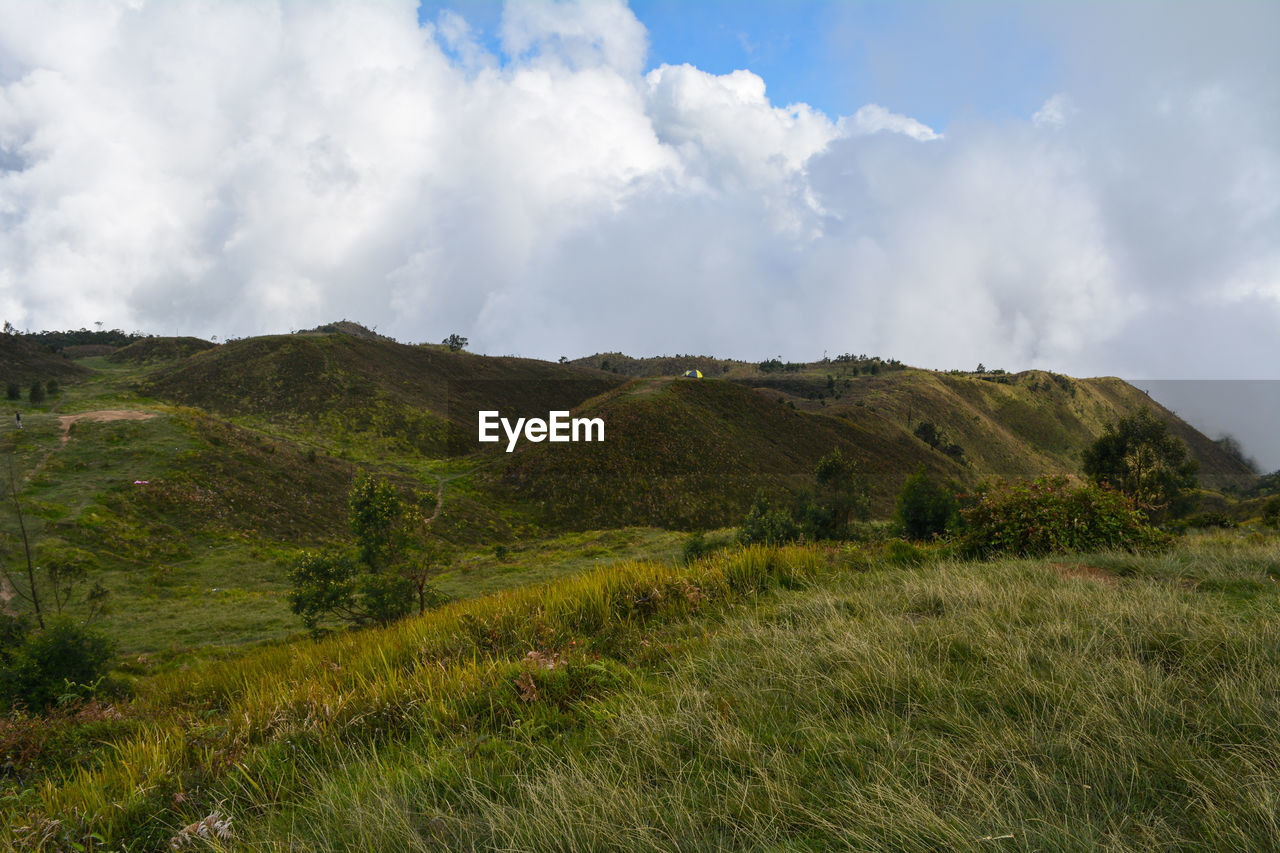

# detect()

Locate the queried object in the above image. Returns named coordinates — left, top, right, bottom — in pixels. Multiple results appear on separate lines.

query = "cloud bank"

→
left=1, top=0, right=1277, bottom=379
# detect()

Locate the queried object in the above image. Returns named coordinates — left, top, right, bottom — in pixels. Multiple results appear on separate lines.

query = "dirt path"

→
left=59, top=410, right=156, bottom=445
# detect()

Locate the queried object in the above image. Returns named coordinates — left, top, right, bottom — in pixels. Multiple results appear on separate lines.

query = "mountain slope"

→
left=493, top=368, right=1256, bottom=529
left=0, top=334, right=87, bottom=385
left=142, top=333, right=625, bottom=454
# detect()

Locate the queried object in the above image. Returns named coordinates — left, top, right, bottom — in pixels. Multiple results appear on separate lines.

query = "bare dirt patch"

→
left=1050, top=562, right=1117, bottom=586
left=0, top=576, right=16, bottom=617
left=59, top=410, right=156, bottom=445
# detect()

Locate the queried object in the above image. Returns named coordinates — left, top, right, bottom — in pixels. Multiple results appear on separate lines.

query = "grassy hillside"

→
left=0, top=334, right=86, bottom=386
left=494, top=376, right=952, bottom=527
left=7, top=534, right=1280, bottom=851
left=0, top=334, right=1258, bottom=661
left=493, top=368, right=1256, bottom=530
left=142, top=333, right=624, bottom=456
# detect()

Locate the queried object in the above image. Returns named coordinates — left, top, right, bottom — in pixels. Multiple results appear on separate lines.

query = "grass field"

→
left=6, top=532, right=1280, bottom=852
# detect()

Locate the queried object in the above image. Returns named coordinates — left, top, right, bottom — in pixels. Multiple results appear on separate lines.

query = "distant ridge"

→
left=293, top=320, right=393, bottom=341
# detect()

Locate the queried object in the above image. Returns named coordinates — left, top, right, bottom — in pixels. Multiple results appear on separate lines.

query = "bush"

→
left=895, top=469, right=956, bottom=540
left=287, top=550, right=359, bottom=631
left=913, top=421, right=940, bottom=448
left=5, top=383, right=19, bottom=401
left=46, top=379, right=60, bottom=396
left=28, top=381, right=46, bottom=404
left=680, top=531, right=733, bottom=565
left=958, top=476, right=1169, bottom=559
left=0, top=619, right=115, bottom=712
left=1262, top=497, right=1280, bottom=529
left=1176, top=512, right=1237, bottom=531
left=884, top=538, right=927, bottom=566
left=738, top=491, right=800, bottom=546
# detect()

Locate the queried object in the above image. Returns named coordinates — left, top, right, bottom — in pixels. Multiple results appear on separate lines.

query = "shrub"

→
left=895, top=469, right=956, bottom=540
left=46, top=379, right=60, bottom=396
left=1262, top=497, right=1280, bottom=529
left=0, top=618, right=115, bottom=712
left=884, top=538, right=927, bottom=566
left=1177, top=512, right=1236, bottom=531
left=738, top=491, right=800, bottom=546
left=28, top=381, right=46, bottom=404
left=810, top=449, right=870, bottom=539
left=680, top=531, right=732, bottom=565
left=287, top=550, right=360, bottom=632
left=913, top=421, right=940, bottom=448
left=958, top=475, right=1169, bottom=559
left=5, top=383, right=19, bottom=400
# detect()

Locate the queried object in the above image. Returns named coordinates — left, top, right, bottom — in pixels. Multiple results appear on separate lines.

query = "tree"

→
left=442, top=334, right=468, bottom=352
left=1082, top=409, right=1198, bottom=522
left=28, top=382, right=45, bottom=404
left=347, top=473, right=404, bottom=570
left=5, top=384, right=18, bottom=401
left=895, top=468, right=956, bottom=540
left=290, top=474, right=442, bottom=632
left=913, top=421, right=940, bottom=448
left=811, top=449, right=870, bottom=538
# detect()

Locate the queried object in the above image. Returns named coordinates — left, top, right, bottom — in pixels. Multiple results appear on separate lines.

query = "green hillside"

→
left=142, top=332, right=624, bottom=455
left=0, top=330, right=1262, bottom=660
left=492, top=368, right=1256, bottom=529
left=0, top=334, right=86, bottom=385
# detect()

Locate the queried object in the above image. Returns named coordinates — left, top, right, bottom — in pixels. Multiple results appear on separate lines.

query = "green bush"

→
left=738, top=491, right=800, bottom=546
left=5, top=383, right=19, bottom=401
left=1262, top=497, right=1280, bottom=529
left=895, top=468, right=956, bottom=540
left=680, top=531, right=733, bottom=565
left=0, top=618, right=115, bottom=712
left=1176, top=512, right=1236, bottom=531
left=884, top=538, right=927, bottom=566
left=28, top=381, right=46, bottom=404
left=287, top=550, right=360, bottom=631
left=958, top=476, right=1169, bottom=559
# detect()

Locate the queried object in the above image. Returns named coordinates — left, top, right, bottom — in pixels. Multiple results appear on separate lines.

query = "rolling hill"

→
left=492, top=366, right=1256, bottom=529
left=141, top=332, right=625, bottom=455
left=0, top=333, right=87, bottom=385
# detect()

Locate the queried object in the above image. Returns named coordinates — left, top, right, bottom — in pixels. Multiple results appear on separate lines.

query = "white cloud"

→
left=1032, top=93, right=1073, bottom=128
left=842, top=104, right=941, bottom=141
left=0, top=0, right=1277, bottom=384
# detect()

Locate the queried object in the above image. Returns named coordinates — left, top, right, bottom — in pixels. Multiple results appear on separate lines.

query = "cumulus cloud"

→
left=0, top=0, right=1277, bottom=384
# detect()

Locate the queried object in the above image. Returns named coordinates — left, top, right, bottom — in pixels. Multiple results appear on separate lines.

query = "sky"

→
left=1, top=0, right=1278, bottom=386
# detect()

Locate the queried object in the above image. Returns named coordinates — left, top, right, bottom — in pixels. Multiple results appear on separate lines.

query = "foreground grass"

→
left=4, top=544, right=825, bottom=850
left=6, top=536, right=1280, bottom=851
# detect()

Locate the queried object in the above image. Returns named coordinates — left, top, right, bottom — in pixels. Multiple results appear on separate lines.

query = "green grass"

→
left=435, top=527, right=691, bottom=600
left=224, top=534, right=1280, bottom=852
left=6, top=535, right=1280, bottom=851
